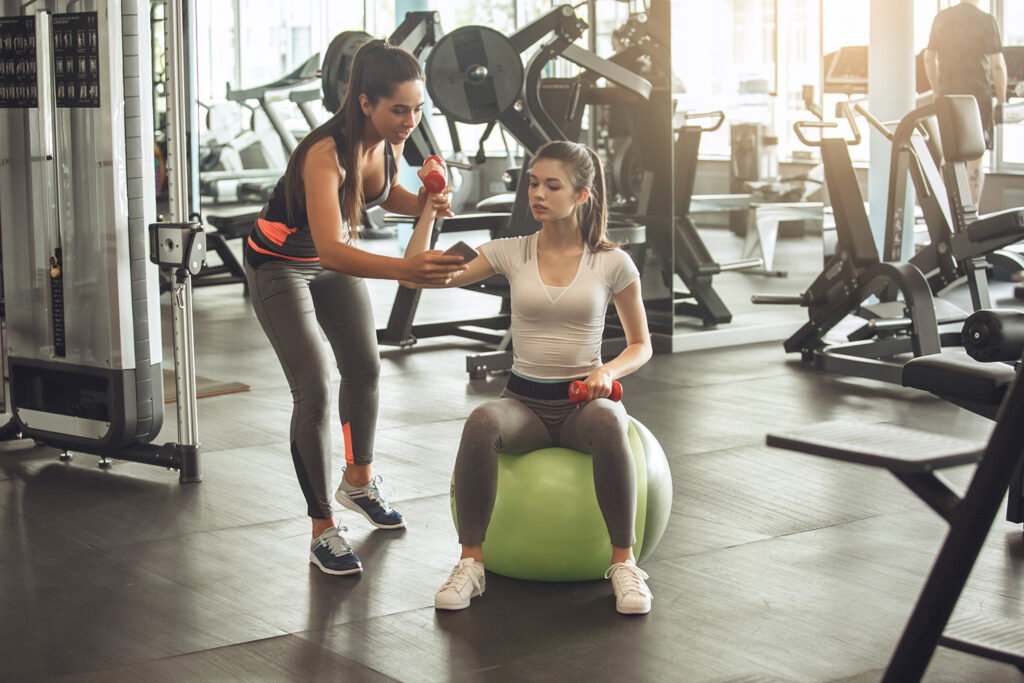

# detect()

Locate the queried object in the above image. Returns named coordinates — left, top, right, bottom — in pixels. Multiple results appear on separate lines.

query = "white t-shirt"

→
left=479, top=233, right=639, bottom=380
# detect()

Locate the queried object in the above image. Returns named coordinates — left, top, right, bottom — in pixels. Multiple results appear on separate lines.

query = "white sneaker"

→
left=604, top=560, right=652, bottom=615
left=434, top=558, right=486, bottom=610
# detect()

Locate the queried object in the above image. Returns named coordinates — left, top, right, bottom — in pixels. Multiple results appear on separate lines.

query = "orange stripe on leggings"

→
left=343, top=422, right=354, bottom=465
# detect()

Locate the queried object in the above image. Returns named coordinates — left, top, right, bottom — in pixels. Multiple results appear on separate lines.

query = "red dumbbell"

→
left=568, top=380, right=622, bottom=403
left=419, top=155, right=447, bottom=194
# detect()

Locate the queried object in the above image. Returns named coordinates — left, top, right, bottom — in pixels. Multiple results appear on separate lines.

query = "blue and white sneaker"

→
left=309, top=526, right=362, bottom=575
left=335, top=471, right=406, bottom=529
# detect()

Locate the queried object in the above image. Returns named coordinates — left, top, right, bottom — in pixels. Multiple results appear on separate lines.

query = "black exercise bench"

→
left=766, top=309, right=1024, bottom=681
left=196, top=206, right=258, bottom=292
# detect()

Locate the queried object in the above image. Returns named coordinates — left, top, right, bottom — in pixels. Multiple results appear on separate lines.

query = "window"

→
left=673, top=0, right=821, bottom=162
left=193, top=1, right=368, bottom=147
left=998, top=0, right=1024, bottom=168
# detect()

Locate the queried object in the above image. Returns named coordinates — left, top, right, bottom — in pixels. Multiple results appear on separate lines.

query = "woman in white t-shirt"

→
left=401, top=141, right=654, bottom=615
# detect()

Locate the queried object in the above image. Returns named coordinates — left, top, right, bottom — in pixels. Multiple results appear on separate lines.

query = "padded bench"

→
left=902, top=350, right=1014, bottom=419
left=766, top=377, right=1024, bottom=680
left=197, top=205, right=260, bottom=292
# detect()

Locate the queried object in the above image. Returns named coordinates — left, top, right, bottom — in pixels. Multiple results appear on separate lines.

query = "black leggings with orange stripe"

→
left=245, top=258, right=379, bottom=519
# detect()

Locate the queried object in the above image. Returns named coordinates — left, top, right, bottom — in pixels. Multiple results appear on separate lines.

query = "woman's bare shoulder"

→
left=303, top=136, right=344, bottom=183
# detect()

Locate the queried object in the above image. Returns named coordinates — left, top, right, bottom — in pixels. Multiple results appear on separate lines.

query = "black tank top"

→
left=245, top=132, right=397, bottom=267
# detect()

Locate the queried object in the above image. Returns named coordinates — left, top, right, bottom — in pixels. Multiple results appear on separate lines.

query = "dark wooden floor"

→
left=2, top=229, right=1023, bottom=682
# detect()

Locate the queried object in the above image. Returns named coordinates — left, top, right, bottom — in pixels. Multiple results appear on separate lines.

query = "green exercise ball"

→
left=450, top=417, right=672, bottom=581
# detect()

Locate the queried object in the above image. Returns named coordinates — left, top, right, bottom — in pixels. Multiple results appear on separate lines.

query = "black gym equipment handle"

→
left=835, top=100, right=863, bottom=145
left=853, top=102, right=895, bottom=141
left=793, top=120, right=838, bottom=148
left=794, top=101, right=862, bottom=147
left=751, top=293, right=809, bottom=306
left=684, top=110, right=726, bottom=132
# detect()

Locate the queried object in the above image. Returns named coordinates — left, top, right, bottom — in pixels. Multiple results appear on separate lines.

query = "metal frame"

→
left=755, top=134, right=942, bottom=384
left=157, top=0, right=202, bottom=481
left=768, top=360, right=1024, bottom=680
left=883, top=366, right=1024, bottom=680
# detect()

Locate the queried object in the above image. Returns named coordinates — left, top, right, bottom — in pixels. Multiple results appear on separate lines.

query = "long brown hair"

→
left=283, top=39, right=423, bottom=231
left=532, top=141, right=619, bottom=252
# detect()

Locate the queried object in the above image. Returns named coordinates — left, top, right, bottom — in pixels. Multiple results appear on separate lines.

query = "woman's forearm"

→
left=383, top=184, right=421, bottom=215
left=600, top=340, right=653, bottom=380
left=404, top=200, right=438, bottom=258
left=319, top=241, right=409, bottom=280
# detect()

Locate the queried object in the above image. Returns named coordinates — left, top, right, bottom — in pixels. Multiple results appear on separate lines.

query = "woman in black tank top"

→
left=244, top=39, right=466, bottom=577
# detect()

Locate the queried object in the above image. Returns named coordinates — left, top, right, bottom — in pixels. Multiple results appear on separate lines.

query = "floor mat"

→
left=162, top=369, right=249, bottom=403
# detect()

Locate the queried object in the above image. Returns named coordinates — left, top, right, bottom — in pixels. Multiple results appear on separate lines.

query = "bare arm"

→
left=380, top=182, right=423, bottom=215
left=923, top=49, right=939, bottom=94
left=578, top=278, right=653, bottom=399
left=991, top=52, right=1008, bottom=105
left=398, top=196, right=495, bottom=289
left=302, top=139, right=463, bottom=284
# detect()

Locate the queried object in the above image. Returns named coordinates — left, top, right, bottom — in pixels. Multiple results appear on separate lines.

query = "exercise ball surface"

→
left=451, top=417, right=671, bottom=581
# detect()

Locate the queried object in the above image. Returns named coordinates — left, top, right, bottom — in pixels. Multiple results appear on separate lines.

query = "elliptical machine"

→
left=752, top=103, right=942, bottom=384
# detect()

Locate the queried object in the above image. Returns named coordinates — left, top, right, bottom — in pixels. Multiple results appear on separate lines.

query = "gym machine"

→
left=605, top=12, right=782, bottom=327
left=864, top=97, right=1024, bottom=312
left=752, top=104, right=942, bottom=384
left=199, top=52, right=321, bottom=205
left=0, top=0, right=202, bottom=481
left=902, top=308, right=1024, bottom=524
left=767, top=307, right=1024, bottom=680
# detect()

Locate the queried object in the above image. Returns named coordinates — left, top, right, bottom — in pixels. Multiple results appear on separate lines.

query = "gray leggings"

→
left=454, top=390, right=637, bottom=549
left=245, top=258, right=379, bottom=519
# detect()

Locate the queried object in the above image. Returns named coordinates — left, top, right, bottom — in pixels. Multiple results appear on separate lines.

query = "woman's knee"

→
left=461, top=401, right=518, bottom=454
left=291, top=375, right=332, bottom=416
left=578, top=402, right=629, bottom=444
left=340, top=359, right=380, bottom=391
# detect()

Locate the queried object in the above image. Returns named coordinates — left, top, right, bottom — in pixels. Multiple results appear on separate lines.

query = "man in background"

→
left=924, top=0, right=1007, bottom=206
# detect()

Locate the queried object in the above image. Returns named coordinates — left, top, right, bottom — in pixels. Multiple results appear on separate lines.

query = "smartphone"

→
left=443, top=240, right=478, bottom=263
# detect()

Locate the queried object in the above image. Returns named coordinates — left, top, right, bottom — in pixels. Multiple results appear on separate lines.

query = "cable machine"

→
left=0, top=0, right=202, bottom=482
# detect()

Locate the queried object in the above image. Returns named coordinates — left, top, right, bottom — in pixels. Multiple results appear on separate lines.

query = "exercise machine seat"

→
left=935, top=95, right=986, bottom=164
left=206, top=207, right=260, bottom=239
left=902, top=350, right=1014, bottom=406
left=475, top=193, right=516, bottom=213
left=965, top=207, right=1024, bottom=243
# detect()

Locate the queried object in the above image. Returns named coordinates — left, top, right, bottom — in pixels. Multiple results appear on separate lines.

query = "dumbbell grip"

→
left=568, top=380, right=622, bottom=403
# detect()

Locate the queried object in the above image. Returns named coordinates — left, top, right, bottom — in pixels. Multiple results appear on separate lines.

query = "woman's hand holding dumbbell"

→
left=417, top=156, right=453, bottom=217
left=419, top=155, right=447, bottom=193
left=568, top=380, right=622, bottom=403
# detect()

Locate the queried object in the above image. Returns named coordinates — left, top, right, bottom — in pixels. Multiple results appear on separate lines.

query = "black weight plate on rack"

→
left=425, top=26, right=523, bottom=125
left=321, top=30, right=372, bottom=114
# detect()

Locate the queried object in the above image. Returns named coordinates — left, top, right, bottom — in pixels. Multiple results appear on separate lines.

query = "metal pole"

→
left=587, top=0, right=596, bottom=149
left=165, top=0, right=201, bottom=455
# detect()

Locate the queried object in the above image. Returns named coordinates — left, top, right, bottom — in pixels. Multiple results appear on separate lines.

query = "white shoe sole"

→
left=434, top=586, right=483, bottom=611
left=615, top=601, right=651, bottom=615
left=309, top=553, right=362, bottom=576
left=335, top=490, right=407, bottom=529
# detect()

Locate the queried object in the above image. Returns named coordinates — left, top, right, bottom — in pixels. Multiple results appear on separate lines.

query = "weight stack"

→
left=0, top=0, right=164, bottom=454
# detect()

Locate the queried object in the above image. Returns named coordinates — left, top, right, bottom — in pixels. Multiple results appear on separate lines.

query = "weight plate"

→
left=321, top=30, right=372, bottom=114
left=426, top=26, right=523, bottom=125
left=612, top=138, right=645, bottom=201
